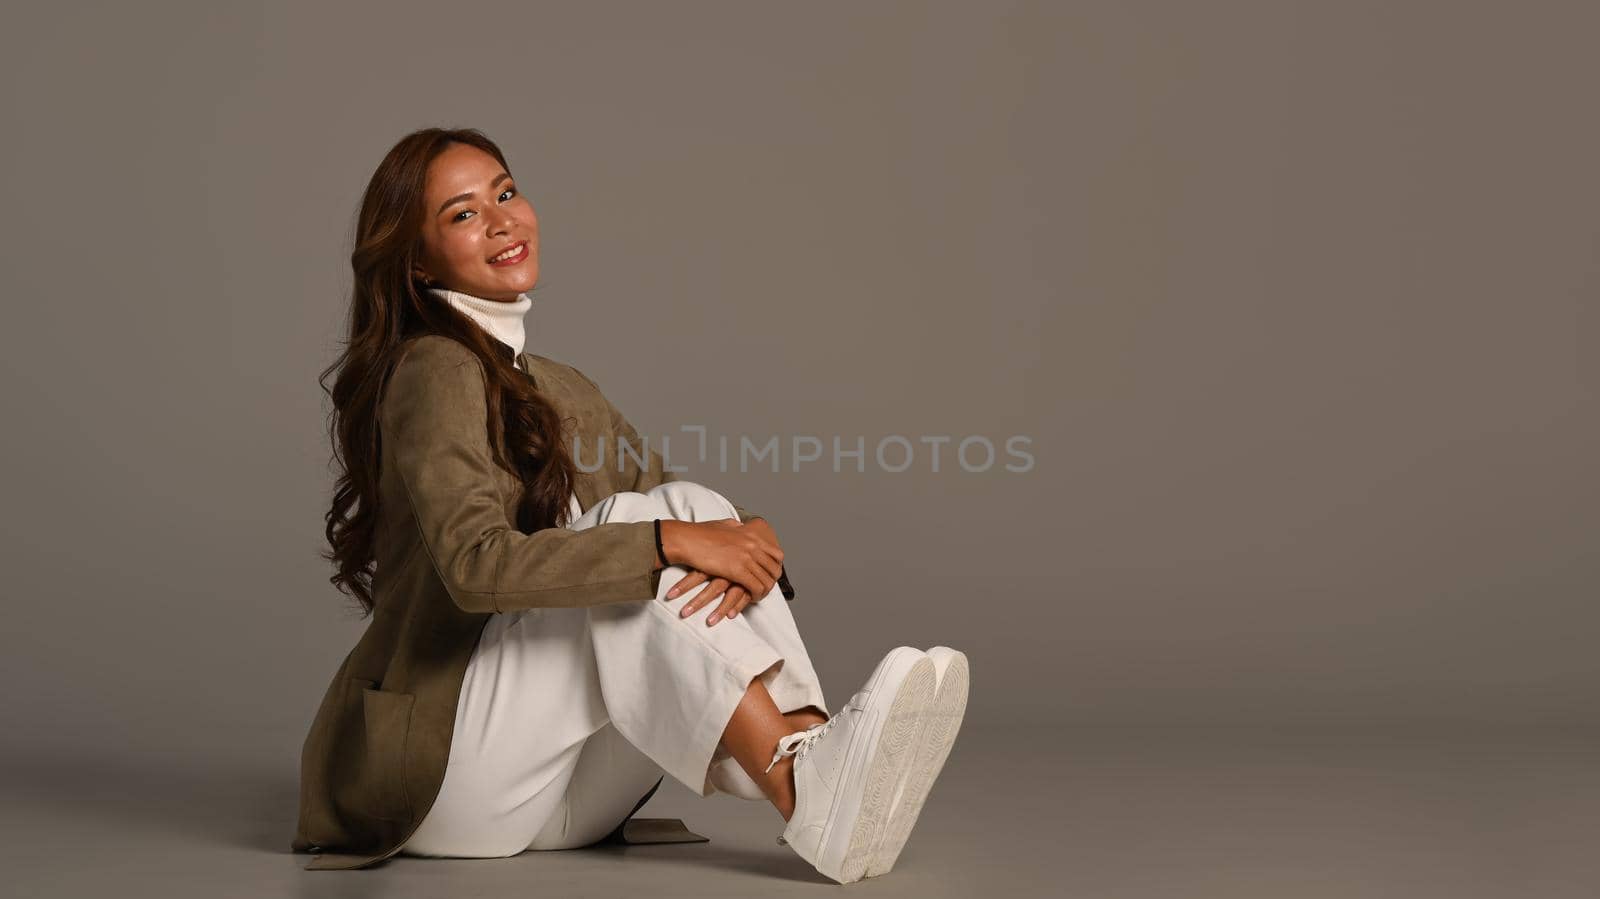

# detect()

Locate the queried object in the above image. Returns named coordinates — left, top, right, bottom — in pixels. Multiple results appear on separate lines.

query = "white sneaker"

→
left=864, top=645, right=969, bottom=877
left=768, top=646, right=935, bottom=883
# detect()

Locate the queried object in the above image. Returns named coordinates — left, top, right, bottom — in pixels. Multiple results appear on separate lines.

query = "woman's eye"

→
left=451, top=189, right=514, bottom=222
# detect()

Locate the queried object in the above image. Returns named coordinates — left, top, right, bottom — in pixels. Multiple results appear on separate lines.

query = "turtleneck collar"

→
left=429, top=287, right=532, bottom=362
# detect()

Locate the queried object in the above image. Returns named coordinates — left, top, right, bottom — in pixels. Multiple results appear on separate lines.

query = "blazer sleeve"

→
left=570, top=364, right=796, bottom=601
left=381, top=336, right=662, bottom=614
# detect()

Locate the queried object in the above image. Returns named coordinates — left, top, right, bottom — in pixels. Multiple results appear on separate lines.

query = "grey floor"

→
left=4, top=723, right=1596, bottom=898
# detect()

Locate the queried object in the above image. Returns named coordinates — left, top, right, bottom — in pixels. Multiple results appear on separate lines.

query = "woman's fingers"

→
left=749, top=540, right=784, bottom=582
left=741, top=528, right=783, bottom=571
left=708, top=585, right=750, bottom=626
left=733, top=561, right=775, bottom=605
left=665, top=569, right=708, bottom=601
left=679, top=577, right=730, bottom=618
left=736, top=554, right=779, bottom=611
left=724, top=565, right=760, bottom=605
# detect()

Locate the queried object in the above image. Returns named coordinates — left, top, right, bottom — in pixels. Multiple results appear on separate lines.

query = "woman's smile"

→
left=487, top=240, right=529, bottom=267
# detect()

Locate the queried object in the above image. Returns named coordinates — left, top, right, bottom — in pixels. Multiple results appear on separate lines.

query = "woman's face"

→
left=413, top=143, right=539, bottom=301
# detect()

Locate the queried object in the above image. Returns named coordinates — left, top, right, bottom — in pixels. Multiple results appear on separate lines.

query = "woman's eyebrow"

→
left=436, top=172, right=512, bottom=216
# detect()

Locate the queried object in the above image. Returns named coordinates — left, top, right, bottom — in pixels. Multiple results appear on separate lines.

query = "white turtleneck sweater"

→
left=428, top=286, right=583, bottom=523
left=429, top=287, right=534, bottom=370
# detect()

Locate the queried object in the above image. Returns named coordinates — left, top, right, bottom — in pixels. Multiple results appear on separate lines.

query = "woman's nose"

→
left=485, top=208, right=516, bottom=234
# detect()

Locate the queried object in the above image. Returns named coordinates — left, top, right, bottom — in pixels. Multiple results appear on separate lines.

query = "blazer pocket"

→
left=349, top=677, right=416, bottom=823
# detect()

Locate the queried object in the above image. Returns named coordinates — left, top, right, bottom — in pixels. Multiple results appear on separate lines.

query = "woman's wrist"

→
left=654, top=518, right=687, bottom=568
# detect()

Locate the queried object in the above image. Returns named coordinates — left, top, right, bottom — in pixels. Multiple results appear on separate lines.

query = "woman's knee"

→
left=648, top=480, right=737, bottom=520
left=591, top=490, right=670, bottom=525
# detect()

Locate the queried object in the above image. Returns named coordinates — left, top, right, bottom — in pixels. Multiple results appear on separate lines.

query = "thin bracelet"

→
left=653, top=518, right=667, bottom=566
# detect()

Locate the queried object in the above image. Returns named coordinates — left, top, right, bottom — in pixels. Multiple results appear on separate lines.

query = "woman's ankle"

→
left=770, top=756, right=797, bottom=821
left=783, top=706, right=828, bottom=732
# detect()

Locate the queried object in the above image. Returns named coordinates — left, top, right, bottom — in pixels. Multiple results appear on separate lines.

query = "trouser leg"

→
left=525, top=722, right=667, bottom=850
left=649, top=480, right=829, bottom=719
left=574, top=480, right=828, bottom=798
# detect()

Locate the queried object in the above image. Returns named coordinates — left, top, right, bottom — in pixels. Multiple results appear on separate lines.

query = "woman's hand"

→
left=668, top=572, right=752, bottom=625
left=660, top=518, right=783, bottom=625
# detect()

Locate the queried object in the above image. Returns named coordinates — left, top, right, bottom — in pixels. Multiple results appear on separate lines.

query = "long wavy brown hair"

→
left=319, top=127, right=579, bottom=616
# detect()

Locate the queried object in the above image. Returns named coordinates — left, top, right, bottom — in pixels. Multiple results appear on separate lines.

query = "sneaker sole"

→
left=818, top=649, right=936, bottom=883
left=865, top=647, right=969, bottom=877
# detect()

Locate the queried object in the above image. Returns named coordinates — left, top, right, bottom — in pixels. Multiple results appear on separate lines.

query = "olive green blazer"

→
left=290, top=334, right=789, bottom=870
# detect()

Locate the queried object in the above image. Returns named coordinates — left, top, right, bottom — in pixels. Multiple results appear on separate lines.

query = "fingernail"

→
left=708, top=615, right=720, bottom=625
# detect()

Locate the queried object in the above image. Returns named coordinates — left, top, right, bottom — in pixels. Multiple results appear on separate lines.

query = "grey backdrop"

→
left=2, top=2, right=1595, bottom=897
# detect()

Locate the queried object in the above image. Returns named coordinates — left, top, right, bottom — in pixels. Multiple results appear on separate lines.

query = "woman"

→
left=290, top=127, right=969, bottom=884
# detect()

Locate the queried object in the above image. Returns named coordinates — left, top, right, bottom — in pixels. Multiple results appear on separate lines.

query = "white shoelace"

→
left=764, top=716, right=840, bottom=775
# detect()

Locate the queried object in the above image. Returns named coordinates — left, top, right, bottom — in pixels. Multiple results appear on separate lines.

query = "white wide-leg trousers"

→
left=399, top=480, right=829, bottom=858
